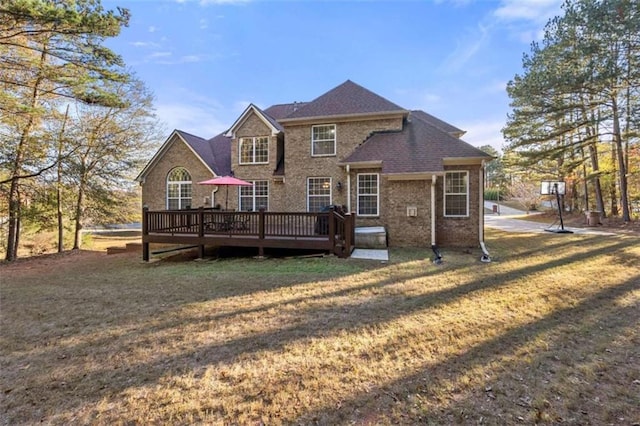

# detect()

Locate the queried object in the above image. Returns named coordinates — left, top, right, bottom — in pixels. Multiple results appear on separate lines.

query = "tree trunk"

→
left=588, top=141, right=605, bottom=216
left=73, top=180, right=85, bottom=250
left=611, top=96, right=631, bottom=222
left=57, top=105, right=70, bottom=253
left=610, top=143, right=619, bottom=216
left=5, top=45, right=48, bottom=261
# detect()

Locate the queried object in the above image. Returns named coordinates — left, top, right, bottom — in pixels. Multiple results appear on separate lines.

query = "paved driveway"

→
left=483, top=202, right=616, bottom=236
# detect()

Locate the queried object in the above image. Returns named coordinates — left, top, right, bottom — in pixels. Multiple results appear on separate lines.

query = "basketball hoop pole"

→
left=554, top=183, right=566, bottom=231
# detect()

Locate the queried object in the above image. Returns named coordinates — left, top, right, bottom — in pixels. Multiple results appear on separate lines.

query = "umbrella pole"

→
left=225, top=187, right=229, bottom=210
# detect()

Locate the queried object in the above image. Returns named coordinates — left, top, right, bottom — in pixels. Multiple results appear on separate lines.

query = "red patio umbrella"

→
left=198, top=175, right=253, bottom=210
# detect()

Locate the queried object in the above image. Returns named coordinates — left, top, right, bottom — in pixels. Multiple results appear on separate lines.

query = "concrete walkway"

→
left=484, top=201, right=616, bottom=236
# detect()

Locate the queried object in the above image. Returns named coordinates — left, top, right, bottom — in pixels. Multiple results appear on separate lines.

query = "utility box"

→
left=407, top=206, right=418, bottom=217
left=586, top=211, right=601, bottom=226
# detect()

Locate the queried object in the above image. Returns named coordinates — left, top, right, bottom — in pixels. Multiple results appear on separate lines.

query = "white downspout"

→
left=479, top=164, right=491, bottom=262
left=346, top=164, right=351, bottom=212
left=431, top=174, right=437, bottom=247
left=431, top=174, right=442, bottom=264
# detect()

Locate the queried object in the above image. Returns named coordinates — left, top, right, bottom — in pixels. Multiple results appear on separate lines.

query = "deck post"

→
left=344, top=213, right=353, bottom=257
left=197, top=207, right=205, bottom=258
left=258, top=208, right=265, bottom=257
left=329, top=207, right=336, bottom=255
left=142, top=206, right=149, bottom=261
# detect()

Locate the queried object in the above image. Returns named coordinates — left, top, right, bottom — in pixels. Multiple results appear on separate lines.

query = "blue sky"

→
left=103, top=0, right=563, bottom=152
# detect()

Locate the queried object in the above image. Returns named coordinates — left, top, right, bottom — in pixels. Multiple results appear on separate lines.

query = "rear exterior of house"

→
left=136, top=80, right=492, bottom=248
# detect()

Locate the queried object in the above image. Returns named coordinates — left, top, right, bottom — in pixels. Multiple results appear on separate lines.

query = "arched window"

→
left=167, top=167, right=192, bottom=210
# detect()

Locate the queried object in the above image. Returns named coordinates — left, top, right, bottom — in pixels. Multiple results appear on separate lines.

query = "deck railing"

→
left=142, top=207, right=353, bottom=260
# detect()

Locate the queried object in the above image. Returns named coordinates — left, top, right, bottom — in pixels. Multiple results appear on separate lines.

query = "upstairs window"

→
left=357, top=173, right=379, bottom=216
left=239, top=137, right=269, bottom=164
left=307, top=177, right=331, bottom=212
left=167, top=167, right=192, bottom=210
left=239, top=180, right=268, bottom=211
left=444, top=171, right=469, bottom=217
left=311, top=124, right=336, bottom=156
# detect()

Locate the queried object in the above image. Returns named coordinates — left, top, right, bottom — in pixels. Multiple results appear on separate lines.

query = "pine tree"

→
left=0, top=0, right=130, bottom=260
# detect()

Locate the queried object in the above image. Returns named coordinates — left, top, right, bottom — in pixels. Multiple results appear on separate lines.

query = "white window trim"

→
left=444, top=171, right=469, bottom=217
left=311, top=124, right=336, bottom=157
left=239, top=136, right=269, bottom=165
left=239, top=180, right=269, bottom=211
left=357, top=173, right=379, bottom=217
left=307, top=177, right=332, bottom=212
left=166, top=168, right=192, bottom=210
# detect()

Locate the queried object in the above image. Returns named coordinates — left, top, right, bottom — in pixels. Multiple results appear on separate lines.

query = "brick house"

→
left=136, top=80, right=492, bottom=248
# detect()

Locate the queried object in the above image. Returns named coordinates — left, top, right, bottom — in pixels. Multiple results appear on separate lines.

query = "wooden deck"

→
left=142, top=207, right=355, bottom=260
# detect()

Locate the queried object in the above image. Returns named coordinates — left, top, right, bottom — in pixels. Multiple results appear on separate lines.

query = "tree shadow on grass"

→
left=1, top=236, right=637, bottom=423
left=297, top=274, right=640, bottom=424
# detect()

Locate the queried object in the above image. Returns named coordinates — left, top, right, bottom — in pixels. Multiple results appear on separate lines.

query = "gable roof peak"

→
left=280, top=80, right=408, bottom=121
left=225, top=103, right=282, bottom=137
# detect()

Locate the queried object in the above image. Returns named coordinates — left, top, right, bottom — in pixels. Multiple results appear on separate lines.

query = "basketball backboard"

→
left=540, top=181, right=566, bottom=195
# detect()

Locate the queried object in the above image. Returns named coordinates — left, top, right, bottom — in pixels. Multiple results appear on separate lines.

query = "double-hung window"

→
left=307, top=177, right=331, bottom=212
left=239, top=180, right=268, bottom=211
left=357, top=173, right=379, bottom=216
left=444, top=171, right=469, bottom=217
left=311, top=125, right=336, bottom=156
left=166, top=167, right=192, bottom=210
left=239, top=137, right=268, bottom=164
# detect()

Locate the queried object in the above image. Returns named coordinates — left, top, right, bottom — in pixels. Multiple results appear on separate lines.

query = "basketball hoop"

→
left=541, top=180, right=573, bottom=234
left=540, top=181, right=566, bottom=195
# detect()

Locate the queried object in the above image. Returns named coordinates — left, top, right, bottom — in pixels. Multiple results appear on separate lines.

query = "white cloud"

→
left=493, top=0, right=563, bottom=42
left=459, top=119, right=506, bottom=152
left=148, top=51, right=172, bottom=59
left=199, top=18, right=208, bottom=29
left=148, top=25, right=157, bottom=33
left=233, top=100, right=252, bottom=113
left=145, top=53, right=215, bottom=65
left=480, top=80, right=508, bottom=95
left=440, top=23, right=490, bottom=72
left=180, top=55, right=204, bottom=63
left=433, top=0, right=474, bottom=6
left=130, top=41, right=161, bottom=48
left=156, top=102, right=227, bottom=138
left=198, top=0, right=250, bottom=5
left=494, top=0, right=562, bottom=24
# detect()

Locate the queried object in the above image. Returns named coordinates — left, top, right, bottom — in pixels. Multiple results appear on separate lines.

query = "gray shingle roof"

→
left=176, top=130, right=231, bottom=176
left=411, top=110, right=464, bottom=135
left=341, top=114, right=491, bottom=174
left=281, top=80, right=407, bottom=120
left=264, top=102, right=308, bottom=120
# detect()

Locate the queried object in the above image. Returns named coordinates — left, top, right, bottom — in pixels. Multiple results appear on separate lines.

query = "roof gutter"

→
left=442, top=157, right=490, bottom=166
left=337, top=160, right=383, bottom=168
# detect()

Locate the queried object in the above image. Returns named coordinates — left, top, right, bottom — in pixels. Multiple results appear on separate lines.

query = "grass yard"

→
left=1, top=229, right=639, bottom=425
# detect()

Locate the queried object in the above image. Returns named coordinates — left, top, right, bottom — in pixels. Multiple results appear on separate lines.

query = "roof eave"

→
left=279, top=110, right=409, bottom=125
left=443, top=156, right=491, bottom=166
left=338, top=160, right=383, bottom=168
left=384, top=172, right=444, bottom=180
left=135, top=130, right=215, bottom=182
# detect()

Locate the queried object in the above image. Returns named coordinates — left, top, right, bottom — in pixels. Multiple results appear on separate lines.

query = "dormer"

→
left=226, top=104, right=284, bottom=173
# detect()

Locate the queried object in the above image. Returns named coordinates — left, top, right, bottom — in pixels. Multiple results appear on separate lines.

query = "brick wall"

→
left=141, top=135, right=215, bottom=211
left=281, top=116, right=403, bottom=211
left=230, top=111, right=282, bottom=210
left=435, top=165, right=483, bottom=247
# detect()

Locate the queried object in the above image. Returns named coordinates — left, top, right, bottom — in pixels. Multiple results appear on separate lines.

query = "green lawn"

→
left=1, top=229, right=639, bottom=424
